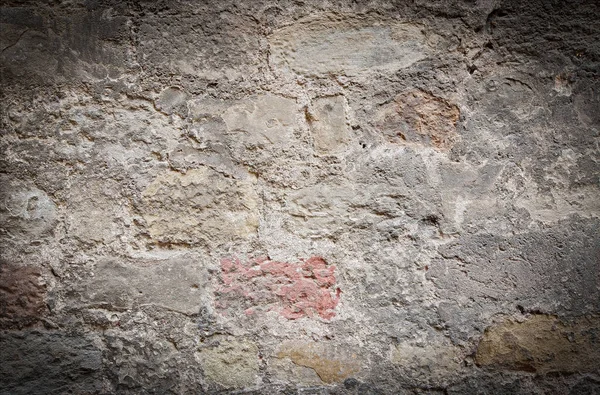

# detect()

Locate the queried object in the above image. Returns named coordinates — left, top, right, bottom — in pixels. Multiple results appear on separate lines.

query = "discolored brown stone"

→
left=476, top=314, right=600, bottom=374
left=276, top=342, right=361, bottom=384
left=375, top=89, right=460, bottom=150
left=0, top=262, right=47, bottom=329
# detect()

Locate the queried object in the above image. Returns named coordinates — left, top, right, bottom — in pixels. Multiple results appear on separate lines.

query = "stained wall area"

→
left=1, top=1, right=599, bottom=394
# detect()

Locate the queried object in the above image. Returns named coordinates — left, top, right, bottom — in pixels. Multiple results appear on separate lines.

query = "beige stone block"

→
left=310, top=96, right=351, bottom=155
left=222, top=94, right=297, bottom=145
left=375, top=89, right=460, bottom=151
left=140, top=167, right=259, bottom=246
left=476, top=314, right=600, bottom=373
left=269, top=15, right=429, bottom=76
left=196, top=340, right=259, bottom=388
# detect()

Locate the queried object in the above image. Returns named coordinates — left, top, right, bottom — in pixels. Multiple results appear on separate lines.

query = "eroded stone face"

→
left=310, top=95, right=352, bottom=155
left=140, top=167, right=259, bottom=246
left=67, top=178, right=127, bottom=244
left=476, top=314, right=600, bottom=373
left=196, top=340, right=259, bottom=388
left=222, top=94, right=297, bottom=146
left=276, top=341, right=362, bottom=384
left=375, top=89, right=460, bottom=150
left=391, top=335, right=464, bottom=386
left=155, top=86, right=188, bottom=115
left=0, top=176, right=57, bottom=239
left=269, top=15, right=429, bottom=76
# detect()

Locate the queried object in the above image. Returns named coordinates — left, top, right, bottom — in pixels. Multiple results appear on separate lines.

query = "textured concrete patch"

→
left=276, top=341, right=361, bottom=384
left=216, top=256, right=340, bottom=320
left=476, top=314, right=600, bottom=373
left=196, top=339, right=259, bottom=388
left=140, top=167, right=259, bottom=246
left=82, top=257, right=207, bottom=314
left=375, top=89, right=460, bottom=150
left=0, top=263, right=47, bottom=329
left=269, top=14, right=429, bottom=76
left=309, top=95, right=352, bottom=155
left=428, top=218, right=600, bottom=323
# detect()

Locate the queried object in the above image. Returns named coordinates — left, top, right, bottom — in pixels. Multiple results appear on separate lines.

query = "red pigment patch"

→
left=216, top=256, right=341, bottom=320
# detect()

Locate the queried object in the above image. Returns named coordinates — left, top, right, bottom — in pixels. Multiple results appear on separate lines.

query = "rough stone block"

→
left=276, top=341, right=362, bottom=384
left=222, top=94, right=297, bottom=146
left=0, top=331, right=103, bottom=395
left=375, top=89, right=460, bottom=150
left=0, top=176, right=57, bottom=240
left=140, top=167, right=259, bottom=246
left=476, top=314, right=600, bottom=373
left=195, top=339, right=259, bottom=388
left=82, top=257, right=208, bottom=315
left=0, top=263, right=47, bottom=329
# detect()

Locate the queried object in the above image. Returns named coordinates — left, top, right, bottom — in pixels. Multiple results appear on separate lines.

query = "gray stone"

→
left=0, top=331, right=103, bottom=395
left=82, top=256, right=209, bottom=315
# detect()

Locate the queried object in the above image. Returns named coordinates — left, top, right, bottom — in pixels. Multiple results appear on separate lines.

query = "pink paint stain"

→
left=216, top=256, right=341, bottom=320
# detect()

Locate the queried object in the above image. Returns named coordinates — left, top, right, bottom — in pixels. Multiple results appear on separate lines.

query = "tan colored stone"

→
left=310, top=96, right=351, bottom=155
left=222, top=94, right=297, bottom=145
left=67, top=178, right=125, bottom=244
left=267, top=357, right=323, bottom=386
left=375, top=89, right=460, bottom=150
left=269, top=15, right=429, bottom=76
left=391, top=337, right=463, bottom=384
left=276, top=341, right=361, bottom=384
left=140, top=167, right=259, bottom=245
left=196, top=340, right=259, bottom=388
left=476, top=314, right=600, bottom=373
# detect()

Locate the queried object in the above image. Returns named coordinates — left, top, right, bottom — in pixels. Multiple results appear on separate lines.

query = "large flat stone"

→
left=222, top=94, right=297, bottom=146
left=82, top=257, right=208, bottom=315
left=276, top=341, right=362, bottom=384
left=269, top=15, right=429, bottom=76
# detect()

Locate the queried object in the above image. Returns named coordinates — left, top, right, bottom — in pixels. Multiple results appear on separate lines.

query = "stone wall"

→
left=1, top=1, right=599, bottom=394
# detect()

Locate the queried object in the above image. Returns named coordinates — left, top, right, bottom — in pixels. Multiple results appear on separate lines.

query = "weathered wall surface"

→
left=1, top=0, right=599, bottom=394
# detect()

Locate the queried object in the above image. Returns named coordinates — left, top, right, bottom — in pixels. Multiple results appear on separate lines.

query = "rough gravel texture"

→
left=1, top=0, right=599, bottom=394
